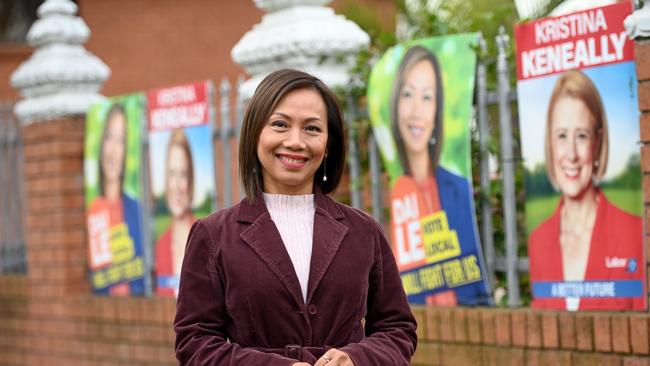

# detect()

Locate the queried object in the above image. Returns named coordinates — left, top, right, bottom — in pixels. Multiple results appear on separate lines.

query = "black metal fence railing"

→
left=0, top=101, right=27, bottom=275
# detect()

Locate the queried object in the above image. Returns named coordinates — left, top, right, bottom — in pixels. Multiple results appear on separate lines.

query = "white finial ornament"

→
left=232, top=0, right=370, bottom=99
left=625, top=1, right=650, bottom=40
left=10, top=0, right=110, bottom=124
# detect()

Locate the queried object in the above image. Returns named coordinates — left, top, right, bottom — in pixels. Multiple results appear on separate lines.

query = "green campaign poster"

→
left=85, top=93, right=146, bottom=296
left=368, top=34, right=491, bottom=305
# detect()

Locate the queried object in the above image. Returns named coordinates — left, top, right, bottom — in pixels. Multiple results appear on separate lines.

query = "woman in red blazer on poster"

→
left=155, top=129, right=195, bottom=297
left=174, top=69, right=417, bottom=365
left=528, top=69, right=644, bottom=311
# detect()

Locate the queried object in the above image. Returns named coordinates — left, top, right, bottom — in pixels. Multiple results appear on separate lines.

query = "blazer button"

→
left=307, top=304, right=318, bottom=316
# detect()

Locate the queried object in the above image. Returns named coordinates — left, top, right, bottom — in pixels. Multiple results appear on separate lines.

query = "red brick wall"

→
left=78, top=0, right=262, bottom=97
left=409, top=307, right=650, bottom=365
left=0, top=44, right=31, bottom=100
left=638, top=39, right=650, bottom=314
left=0, top=276, right=176, bottom=366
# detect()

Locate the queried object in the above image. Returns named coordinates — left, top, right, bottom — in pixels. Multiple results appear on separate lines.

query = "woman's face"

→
left=101, top=112, right=126, bottom=186
left=398, top=59, right=437, bottom=157
left=257, top=88, right=328, bottom=195
left=166, top=144, right=192, bottom=218
left=550, top=95, right=599, bottom=199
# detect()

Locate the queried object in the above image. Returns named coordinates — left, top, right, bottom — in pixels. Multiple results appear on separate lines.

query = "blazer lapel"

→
left=306, top=191, right=349, bottom=303
left=236, top=189, right=350, bottom=308
left=237, top=196, right=306, bottom=309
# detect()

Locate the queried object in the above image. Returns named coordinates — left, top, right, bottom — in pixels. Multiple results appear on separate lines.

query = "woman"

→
left=156, top=129, right=195, bottom=297
left=389, top=45, right=488, bottom=305
left=87, top=103, right=144, bottom=296
left=529, top=69, right=644, bottom=311
left=174, top=69, right=417, bottom=365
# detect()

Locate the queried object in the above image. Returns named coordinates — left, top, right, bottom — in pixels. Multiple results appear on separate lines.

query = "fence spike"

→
left=496, top=25, right=521, bottom=307
left=220, top=77, right=233, bottom=207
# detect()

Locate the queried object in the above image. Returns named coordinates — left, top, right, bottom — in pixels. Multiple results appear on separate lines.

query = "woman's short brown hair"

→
left=238, top=69, right=346, bottom=202
left=545, top=69, right=609, bottom=188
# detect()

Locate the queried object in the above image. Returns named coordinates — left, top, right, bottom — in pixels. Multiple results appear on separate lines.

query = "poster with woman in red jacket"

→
left=515, top=2, right=646, bottom=311
left=148, top=81, right=216, bottom=297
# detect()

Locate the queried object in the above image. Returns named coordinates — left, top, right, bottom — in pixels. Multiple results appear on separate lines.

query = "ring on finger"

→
left=322, top=355, right=331, bottom=363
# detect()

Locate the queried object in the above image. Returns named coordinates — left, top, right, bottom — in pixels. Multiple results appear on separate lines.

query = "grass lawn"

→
left=525, top=188, right=642, bottom=234
left=153, top=207, right=213, bottom=243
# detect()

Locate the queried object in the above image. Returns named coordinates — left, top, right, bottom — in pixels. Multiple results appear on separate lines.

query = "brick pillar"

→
left=10, top=0, right=108, bottom=301
left=22, top=117, right=89, bottom=299
left=636, top=40, right=650, bottom=304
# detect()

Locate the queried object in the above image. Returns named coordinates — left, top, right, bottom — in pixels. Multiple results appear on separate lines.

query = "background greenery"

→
left=525, top=154, right=643, bottom=231
left=152, top=195, right=213, bottom=242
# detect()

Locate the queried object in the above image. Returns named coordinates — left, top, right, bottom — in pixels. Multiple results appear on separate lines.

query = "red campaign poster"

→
left=147, top=81, right=216, bottom=297
left=515, top=1, right=633, bottom=81
left=147, top=81, right=211, bottom=131
left=515, top=2, right=646, bottom=311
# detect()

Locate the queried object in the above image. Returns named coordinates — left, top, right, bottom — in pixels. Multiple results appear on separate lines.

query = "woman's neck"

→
left=105, top=181, right=121, bottom=201
left=172, top=213, right=193, bottom=228
left=559, top=186, right=599, bottom=283
left=561, top=186, right=599, bottom=232
left=407, top=151, right=432, bottom=182
left=262, top=179, right=313, bottom=196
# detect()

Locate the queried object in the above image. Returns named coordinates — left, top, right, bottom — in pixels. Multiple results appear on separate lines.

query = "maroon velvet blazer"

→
left=174, top=190, right=417, bottom=365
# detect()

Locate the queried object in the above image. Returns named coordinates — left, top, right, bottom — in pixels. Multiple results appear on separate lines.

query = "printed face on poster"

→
left=515, top=1, right=646, bottom=310
left=84, top=93, right=147, bottom=296
left=367, top=34, right=492, bottom=305
left=147, top=81, right=216, bottom=297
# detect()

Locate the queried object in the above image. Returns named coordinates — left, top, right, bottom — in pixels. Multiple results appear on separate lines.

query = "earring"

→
left=429, top=136, right=436, bottom=145
left=322, top=156, right=328, bottom=182
left=594, top=160, right=599, bottom=168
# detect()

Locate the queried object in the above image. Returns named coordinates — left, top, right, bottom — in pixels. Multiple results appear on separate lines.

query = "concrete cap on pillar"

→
left=10, top=0, right=110, bottom=124
left=625, top=1, right=650, bottom=40
left=231, top=0, right=370, bottom=100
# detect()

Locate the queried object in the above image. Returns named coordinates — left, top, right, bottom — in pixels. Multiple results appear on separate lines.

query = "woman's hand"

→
left=313, top=349, right=354, bottom=366
left=292, top=363, right=311, bottom=366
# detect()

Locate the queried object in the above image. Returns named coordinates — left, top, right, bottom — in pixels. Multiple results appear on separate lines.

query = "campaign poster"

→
left=367, top=34, right=492, bottom=305
left=516, top=1, right=646, bottom=310
left=148, top=81, right=216, bottom=297
left=85, top=93, right=147, bottom=296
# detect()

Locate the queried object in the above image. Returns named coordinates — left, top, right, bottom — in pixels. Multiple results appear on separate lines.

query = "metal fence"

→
left=0, top=31, right=525, bottom=305
left=0, top=101, right=27, bottom=275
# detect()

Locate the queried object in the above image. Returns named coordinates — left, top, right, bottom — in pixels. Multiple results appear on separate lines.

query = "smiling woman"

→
left=388, top=45, right=486, bottom=306
left=86, top=102, right=144, bottom=296
left=174, top=69, right=417, bottom=366
left=256, top=88, right=329, bottom=195
left=529, top=69, right=644, bottom=311
left=155, top=128, right=195, bottom=297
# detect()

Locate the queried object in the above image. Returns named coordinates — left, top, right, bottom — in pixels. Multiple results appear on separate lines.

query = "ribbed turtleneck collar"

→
left=263, top=193, right=315, bottom=211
